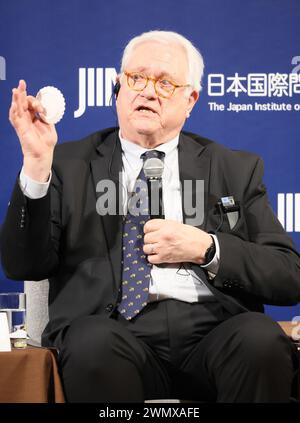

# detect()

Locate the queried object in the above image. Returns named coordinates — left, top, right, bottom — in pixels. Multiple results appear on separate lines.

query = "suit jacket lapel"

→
left=178, top=132, right=211, bottom=231
left=90, top=130, right=123, bottom=291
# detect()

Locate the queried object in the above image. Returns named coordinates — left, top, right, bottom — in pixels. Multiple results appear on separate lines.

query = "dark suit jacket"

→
left=1, top=128, right=300, bottom=348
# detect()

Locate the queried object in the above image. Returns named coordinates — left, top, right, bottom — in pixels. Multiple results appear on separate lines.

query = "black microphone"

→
left=143, top=157, right=164, bottom=219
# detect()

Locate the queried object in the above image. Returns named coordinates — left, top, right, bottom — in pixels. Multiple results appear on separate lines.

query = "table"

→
left=0, top=346, right=65, bottom=403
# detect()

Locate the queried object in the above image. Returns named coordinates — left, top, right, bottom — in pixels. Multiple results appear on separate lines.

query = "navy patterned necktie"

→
left=117, top=150, right=165, bottom=320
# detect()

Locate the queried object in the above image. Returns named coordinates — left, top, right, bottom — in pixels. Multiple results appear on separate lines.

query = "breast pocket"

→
left=224, top=203, right=250, bottom=240
left=206, top=203, right=249, bottom=240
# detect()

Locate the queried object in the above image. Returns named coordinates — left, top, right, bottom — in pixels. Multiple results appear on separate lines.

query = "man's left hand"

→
left=143, top=219, right=212, bottom=265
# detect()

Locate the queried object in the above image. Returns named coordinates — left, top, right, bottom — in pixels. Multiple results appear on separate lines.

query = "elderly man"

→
left=2, top=30, right=300, bottom=402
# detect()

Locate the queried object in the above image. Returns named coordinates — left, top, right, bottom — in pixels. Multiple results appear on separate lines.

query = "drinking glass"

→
left=0, top=293, right=26, bottom=347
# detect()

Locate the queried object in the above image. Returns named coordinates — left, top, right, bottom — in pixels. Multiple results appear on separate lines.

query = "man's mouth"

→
left=135, top=105, right=157, bottom=114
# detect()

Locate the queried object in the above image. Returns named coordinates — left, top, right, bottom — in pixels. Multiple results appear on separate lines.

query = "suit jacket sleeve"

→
left=212, top=156, right=300, bottom=306
left=0, top=169, right=61, bottom=281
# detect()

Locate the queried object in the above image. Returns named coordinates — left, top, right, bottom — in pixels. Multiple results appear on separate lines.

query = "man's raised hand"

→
left=9, top=80, right=57, bottom=182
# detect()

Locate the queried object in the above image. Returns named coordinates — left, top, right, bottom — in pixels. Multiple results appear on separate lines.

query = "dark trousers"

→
left=58, top=299, right=299, bottom=402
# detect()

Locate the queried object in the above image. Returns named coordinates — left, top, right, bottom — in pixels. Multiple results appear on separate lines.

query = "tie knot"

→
left=141, top=150, right=165, bottom=161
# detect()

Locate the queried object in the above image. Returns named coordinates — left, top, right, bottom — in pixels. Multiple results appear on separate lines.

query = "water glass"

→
left=0, top=292, right=26, bottom=333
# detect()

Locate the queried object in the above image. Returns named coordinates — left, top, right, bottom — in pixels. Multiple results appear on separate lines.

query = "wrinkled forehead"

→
left=125, top=41, right=189, bottom=82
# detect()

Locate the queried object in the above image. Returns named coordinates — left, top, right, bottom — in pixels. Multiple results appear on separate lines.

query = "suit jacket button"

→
left=105, top=304, right=114, bottom=312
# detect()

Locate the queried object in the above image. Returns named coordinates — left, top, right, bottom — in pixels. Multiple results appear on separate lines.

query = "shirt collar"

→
left=119, top=130, right=179, bottom=170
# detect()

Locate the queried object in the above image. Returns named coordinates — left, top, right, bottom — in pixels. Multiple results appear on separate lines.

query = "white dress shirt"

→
left=19, top=132, right=220, bottom=303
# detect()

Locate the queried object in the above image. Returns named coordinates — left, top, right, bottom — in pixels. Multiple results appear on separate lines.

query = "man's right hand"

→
left=9, top=79, right=58, bottom=182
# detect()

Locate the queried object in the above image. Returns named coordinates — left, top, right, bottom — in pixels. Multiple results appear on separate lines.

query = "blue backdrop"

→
left=0, top=0, right=299, bottom=320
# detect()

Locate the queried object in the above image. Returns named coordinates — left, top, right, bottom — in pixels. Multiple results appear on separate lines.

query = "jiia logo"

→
left=277, top=193, right=300, bottom=233
left=74, top=67, right=117, bottom=118
left=0, top=56, right=6, bottom=80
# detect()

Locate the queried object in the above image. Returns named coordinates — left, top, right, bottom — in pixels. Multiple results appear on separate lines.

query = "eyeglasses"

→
left=124, top=71, right=191, bottom=98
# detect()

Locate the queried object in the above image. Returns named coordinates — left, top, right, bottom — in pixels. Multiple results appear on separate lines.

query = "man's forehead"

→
left=129, top=41, right=186, bottom=61
left=128, top=66, right=176, bottom=79
left=126, top=42, right=188, bottom=79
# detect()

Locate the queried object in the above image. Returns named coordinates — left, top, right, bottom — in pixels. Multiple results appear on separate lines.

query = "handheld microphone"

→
left=143, top=157, right=164, bottom=219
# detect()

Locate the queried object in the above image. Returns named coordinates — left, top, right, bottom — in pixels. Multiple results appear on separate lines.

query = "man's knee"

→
left=225, top=312, right=294, bottom=368
left=59, top=315, right=146, bottom=372
left=58, top=315, right=147, bottom=402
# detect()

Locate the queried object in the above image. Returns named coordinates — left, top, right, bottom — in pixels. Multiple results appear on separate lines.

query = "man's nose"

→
left=140, top=79, right=157, bottom=98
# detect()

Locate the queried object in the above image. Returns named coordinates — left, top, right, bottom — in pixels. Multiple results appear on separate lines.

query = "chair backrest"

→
left=24, top=280, right=49, bottom=346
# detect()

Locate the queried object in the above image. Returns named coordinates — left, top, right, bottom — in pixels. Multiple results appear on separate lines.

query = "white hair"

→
left=120, top=30, right=204, bottom=92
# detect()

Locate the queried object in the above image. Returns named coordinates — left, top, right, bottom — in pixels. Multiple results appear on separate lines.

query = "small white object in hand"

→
left=36, top=86, right=66, bottom=124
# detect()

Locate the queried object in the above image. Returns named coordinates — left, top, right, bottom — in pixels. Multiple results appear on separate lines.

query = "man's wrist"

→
left=192, top=230, right=215, bottom=265
left=19, top=166, right=51, bottom=199
left=201, top=234, right=220, bottom=278
left=203, top=235, right=216, bottom=265
left=23, top=156, right=52, bottom=183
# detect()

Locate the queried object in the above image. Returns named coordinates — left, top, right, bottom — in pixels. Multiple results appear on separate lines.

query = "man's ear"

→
left=186, top=90, right=199, bottom=117
left=113, top=76, right=121, bottom=98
